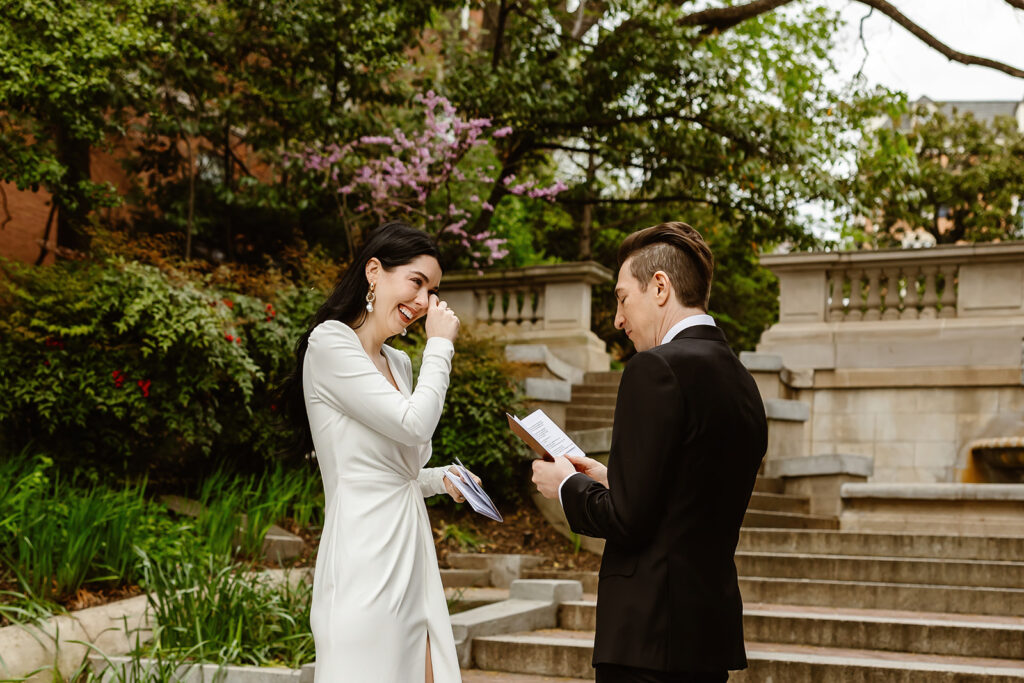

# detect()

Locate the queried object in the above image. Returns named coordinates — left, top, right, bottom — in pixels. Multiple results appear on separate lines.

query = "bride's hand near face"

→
left=425, top=293, right=460, bottom=342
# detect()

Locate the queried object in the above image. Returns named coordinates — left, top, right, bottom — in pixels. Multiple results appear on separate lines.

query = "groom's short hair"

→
left=618, top=222, right=714, bottom=310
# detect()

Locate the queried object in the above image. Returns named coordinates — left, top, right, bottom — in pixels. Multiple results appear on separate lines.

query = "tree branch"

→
left=855, top=0, right=1024, bottom=78
left=677, top=0, right=1024, bottom=80
left=677, top=0, right=795, bottom=33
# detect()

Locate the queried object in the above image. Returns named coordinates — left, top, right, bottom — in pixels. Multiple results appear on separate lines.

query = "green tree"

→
left=852, top=106, right=1024, bottom=246
left=0, top=0, right=171, bottom=253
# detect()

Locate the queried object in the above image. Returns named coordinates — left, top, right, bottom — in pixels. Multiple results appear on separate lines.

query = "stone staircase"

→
left=466, top=529, right=1024, bottom=680
left=565, top=370, right=837, bottom=530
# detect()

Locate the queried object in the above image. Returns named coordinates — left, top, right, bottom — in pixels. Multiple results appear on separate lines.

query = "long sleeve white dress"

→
left=302, top=320, right=461, bottom=682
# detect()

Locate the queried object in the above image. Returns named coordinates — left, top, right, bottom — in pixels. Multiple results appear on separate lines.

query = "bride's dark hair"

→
left=278, top=222, right=442, bottom=459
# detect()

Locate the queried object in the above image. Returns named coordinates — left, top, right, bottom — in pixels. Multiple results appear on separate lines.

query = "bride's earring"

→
left=365, top=282, right=376, bottom=313
left=401, top=328, right=407, bottom=336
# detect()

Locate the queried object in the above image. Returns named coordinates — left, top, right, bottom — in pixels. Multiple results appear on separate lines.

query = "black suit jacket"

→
left=561, top=325, right=767, bottom=673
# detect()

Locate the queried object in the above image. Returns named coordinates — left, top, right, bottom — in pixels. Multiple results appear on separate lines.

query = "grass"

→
left=0, top=455, right=197, bottom=607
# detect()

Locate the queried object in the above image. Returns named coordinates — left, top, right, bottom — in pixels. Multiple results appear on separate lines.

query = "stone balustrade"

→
left=764, top=242, right=1024, bottom=327
left=441, top=261, right=613, bottom=372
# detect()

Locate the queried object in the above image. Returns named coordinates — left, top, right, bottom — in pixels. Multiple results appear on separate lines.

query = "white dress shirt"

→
left=556, top=313, right=717, bottom=506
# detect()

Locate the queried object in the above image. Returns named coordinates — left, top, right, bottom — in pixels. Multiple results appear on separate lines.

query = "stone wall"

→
left=751, top=243, right=1024, bottom=485
left=805, top=385, right=1024, bottom=483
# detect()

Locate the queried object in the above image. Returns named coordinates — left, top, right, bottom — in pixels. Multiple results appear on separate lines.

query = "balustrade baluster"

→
left=919, top=267, right=939, bottom=319
left=900, top=266, right=920, bottom=320
left=939, top=265, right=958, bottom=318
left=498, top=289, right=512, bottom=324
left=863, top=268, right=882, bottom=321
left=473, top=291, right=490, bottom=323
left=846, top=269, right=864, bottom=322
left=534, top=290, right=546, bottom=325
left=827, top=270, right=846, bottom=322
left=521, top=288, right=536, bottom=328
left=881, top=266, right=900, bottom=321
left=509, top=289, right=524, bottom=325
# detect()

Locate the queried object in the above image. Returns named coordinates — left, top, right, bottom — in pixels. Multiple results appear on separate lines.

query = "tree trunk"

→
left=54, top=125, right=92, bottom=253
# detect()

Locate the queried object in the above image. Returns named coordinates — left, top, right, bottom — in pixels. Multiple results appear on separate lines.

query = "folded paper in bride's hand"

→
left=506, top=409, right=586, bottom=461
left=444, top=457, right=502, bottom=522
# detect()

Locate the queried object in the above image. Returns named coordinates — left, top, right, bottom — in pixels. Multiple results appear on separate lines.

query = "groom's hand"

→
left=531, top=456, right=577, bottom=500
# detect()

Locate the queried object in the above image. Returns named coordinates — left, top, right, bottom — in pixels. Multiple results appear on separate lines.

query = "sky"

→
left=826, top=0, right=1024, bottom=101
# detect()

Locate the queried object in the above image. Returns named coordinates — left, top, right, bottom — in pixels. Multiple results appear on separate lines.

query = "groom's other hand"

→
left=564, top=454, right=609, bottom=488
left=531, top=456, right=576, bottom=499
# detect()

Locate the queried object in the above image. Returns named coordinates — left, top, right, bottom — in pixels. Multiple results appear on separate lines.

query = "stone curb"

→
left=505, top=345, right=585, bottom=385
left=766, top=454, right=873, bottom=479
left=89, top=655, right=316, bottom=683
left=740, top=352, right=784, bottom=372
left=523, top=377, right=572, bottom=403
left=0, top=595, right=152, bottom=683
left=841, top=483, right=1024, bottom=501
left=764, top=398, right=810, bottom=422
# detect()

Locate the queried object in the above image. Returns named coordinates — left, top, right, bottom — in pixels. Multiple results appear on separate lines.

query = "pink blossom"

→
left=482, top=201, right=494, bottom=212
left=492, top=126, right=513, bottom=138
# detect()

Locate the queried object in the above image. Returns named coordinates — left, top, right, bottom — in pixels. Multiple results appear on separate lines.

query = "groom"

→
left=532, top=222, right=767, bottom=683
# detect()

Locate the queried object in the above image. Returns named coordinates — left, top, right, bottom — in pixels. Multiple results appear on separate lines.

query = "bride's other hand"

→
left=426, top=294, right=460, bottom=342
left=443, top=466, right=482, bottom=503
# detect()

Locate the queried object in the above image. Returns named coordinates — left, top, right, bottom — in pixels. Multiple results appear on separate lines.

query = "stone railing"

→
left=826, top=260, right=958, bottom=322
left=441, top=261, right=614, bottom=372
left=761, top=242, right=1024, bottom=325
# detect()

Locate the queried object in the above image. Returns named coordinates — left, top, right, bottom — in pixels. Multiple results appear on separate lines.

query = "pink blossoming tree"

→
left=291, top=91, right=566, bottom=270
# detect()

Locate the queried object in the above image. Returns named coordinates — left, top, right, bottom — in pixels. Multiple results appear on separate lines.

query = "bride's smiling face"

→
left=366, top=255, right=442, bottom=337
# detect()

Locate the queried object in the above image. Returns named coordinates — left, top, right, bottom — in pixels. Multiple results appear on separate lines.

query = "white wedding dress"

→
left=302, top=320, right=461, bottom=682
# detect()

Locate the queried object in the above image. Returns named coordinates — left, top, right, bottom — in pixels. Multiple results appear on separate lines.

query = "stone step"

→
left=472, top=630, right=1024, bottom=681
left=472, top=629, right=594, bottom=679
left=747, top=492, right=810, bottom=515
left=566, top=393, right=617, bottom=408
left=446, top=586, right=510, bottom=613
left=557, top=601, right=1024, bottom=660
left=736, top=551, right=1024, bottom=589
left=752, top=476, right=785, bottom=494
left=522, top=570, right=599, bottom=594
left=564, top=406, right=615, bottom=421
left=441, top=568, right=491, bottom=588
left=570, top=386, right=618, bottom=400
left=739, top=576, right=1024, bottom=617
left=738, top=528, right=1024, bottom=562
left=565, top=417, right=614, bottom=431
left=581, top=371, right=622, bottom=387
left=738, top=642, right=1024, bottom=682
left=742, top=509, right=839, bottom=529
left=462, top=671, right=588, bottom=682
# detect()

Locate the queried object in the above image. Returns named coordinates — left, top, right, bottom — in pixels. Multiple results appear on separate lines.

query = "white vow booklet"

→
left=444, top=457, right=503, bottom=522
left=506, top=409, right=586, bottom=460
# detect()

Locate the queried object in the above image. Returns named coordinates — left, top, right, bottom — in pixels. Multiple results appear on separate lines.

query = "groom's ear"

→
left=651, top=270, right=673, bottom=306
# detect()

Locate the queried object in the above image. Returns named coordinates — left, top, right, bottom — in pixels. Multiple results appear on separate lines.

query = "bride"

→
left=280, top=222, right=476, bottom=682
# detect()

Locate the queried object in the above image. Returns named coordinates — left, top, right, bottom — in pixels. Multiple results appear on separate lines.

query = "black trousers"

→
left=595, top=663, right=728, bottom=683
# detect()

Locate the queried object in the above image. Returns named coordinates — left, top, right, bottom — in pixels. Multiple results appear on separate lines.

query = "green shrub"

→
left=394, top=331, right=530, bottom=506
left=0, top=256, right=319, bottom=474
